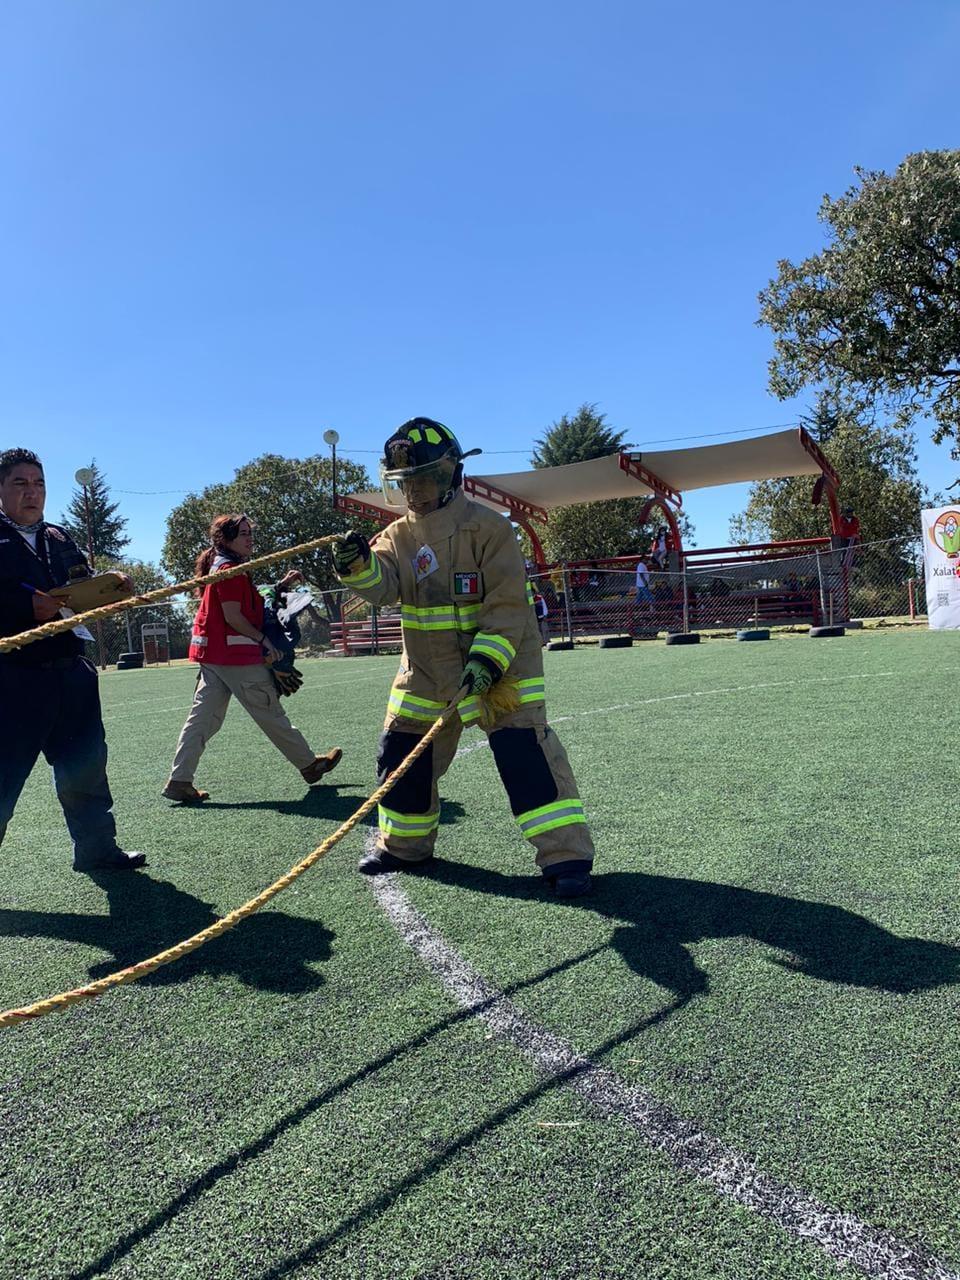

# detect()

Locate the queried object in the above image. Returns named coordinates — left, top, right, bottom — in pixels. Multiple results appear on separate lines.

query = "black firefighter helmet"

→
left=380, top=417, right=481, bottom=508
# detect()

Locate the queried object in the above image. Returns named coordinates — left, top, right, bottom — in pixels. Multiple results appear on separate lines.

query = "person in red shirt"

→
left=161, top=513, right=341, bottom=804
left=837, top=507, right=861, bottom=542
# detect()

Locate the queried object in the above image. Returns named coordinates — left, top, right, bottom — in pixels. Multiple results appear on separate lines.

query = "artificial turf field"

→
left=1, top=630, right=959, bottom=1280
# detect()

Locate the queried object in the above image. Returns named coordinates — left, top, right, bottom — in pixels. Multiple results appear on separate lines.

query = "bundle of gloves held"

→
left=260, top=583, right=307, bottom=697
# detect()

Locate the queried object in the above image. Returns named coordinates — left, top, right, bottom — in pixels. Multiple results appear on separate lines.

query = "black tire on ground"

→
left=547, top=641, right=574, bottom=651
left=118, top=652, right=143, bottom=662
left=598, top=636, right=632, bottom=649
left=844, top=619, right=864, bottom=629
left=664, top=632, right=701, bottom=645
left=736, top=629, right=770, bottom=641
left=809, top=626, right=846, bottom=638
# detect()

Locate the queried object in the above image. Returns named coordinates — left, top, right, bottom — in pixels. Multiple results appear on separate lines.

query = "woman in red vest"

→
left=162, top=513, right=341, bottom=804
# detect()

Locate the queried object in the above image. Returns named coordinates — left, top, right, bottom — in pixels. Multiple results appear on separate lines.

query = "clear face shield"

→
left=379, top=452, right=458, bottom=509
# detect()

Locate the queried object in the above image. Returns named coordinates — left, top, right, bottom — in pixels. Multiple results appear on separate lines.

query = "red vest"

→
left=189, top=560, right=264, bottom=665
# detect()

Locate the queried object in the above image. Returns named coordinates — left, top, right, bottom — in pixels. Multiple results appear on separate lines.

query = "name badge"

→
left=413, top=544, right=439, bottom=582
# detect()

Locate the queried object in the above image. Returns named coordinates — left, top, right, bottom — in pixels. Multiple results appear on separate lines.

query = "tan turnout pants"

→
left=169, top=663, right=315, bottom=781
left=375, top=704, right=595, bottom=872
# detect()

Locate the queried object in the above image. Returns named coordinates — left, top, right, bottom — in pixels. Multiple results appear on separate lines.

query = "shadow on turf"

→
left=64, top=941, right=628, bottom=1280
left=0, top=873, right=334, bottom=995
left=196, top=790, right=466, bottom=824
left=427, top=862, right=960, bottom=997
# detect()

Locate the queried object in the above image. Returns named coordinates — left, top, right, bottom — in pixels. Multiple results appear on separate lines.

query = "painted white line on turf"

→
left=371, top=874, right=958, bottom=1280
left=451, top=671, right=895, bottom=761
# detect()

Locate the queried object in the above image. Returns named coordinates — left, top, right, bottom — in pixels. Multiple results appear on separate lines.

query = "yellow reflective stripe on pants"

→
left=378, top=805, right=441, bottom=838
left=388, top=689, right=447, bottom=722
left=516, top=799, right=587, bottom=839
left=469, top=631, right=516, bottom=672
left=342, top=551, right=383, bottom=591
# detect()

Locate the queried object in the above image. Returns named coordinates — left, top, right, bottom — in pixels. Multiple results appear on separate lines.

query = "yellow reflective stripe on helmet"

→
left=341, top=551, right=382, bottom=590
left=388, top=688, right=446, bottom=722
left=407, top=428, right=423, bottom=443
left=516, top=799, right=586, bottom=839
left=469, top=632, right=516, bottom=672
left=424, top=427, right=442, bottom=444
left=378, top=805, right=440, bottom=838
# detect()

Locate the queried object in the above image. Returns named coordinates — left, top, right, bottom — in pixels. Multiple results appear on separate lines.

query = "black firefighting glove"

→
left=271, top=664, right=304, bottom=697
left=331, top=530, right=371, bottom=577
left=459, top=655, right=500, bottom=697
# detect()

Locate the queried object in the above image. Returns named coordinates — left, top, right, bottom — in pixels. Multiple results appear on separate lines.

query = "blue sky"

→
left=1, top=0, right=957, bottom=564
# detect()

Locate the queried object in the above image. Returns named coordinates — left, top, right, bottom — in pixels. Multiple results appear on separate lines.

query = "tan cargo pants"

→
left=169, top=663, right=315, bottom=781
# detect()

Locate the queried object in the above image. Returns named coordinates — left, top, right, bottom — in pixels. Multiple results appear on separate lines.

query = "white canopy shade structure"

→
left=339, top=428, right=837, bottom=538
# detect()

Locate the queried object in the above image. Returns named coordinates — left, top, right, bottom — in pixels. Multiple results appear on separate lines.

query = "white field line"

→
left=372, top=875, right=959, bottom=1280
left=452, top=671, right=895, bottom=761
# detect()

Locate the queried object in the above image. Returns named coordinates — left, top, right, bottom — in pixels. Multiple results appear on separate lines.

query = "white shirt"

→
left=635, top=562, right=650, bottom=587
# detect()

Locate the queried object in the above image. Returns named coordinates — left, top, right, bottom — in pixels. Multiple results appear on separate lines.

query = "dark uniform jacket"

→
left=0, top=519, right=91, bottom=667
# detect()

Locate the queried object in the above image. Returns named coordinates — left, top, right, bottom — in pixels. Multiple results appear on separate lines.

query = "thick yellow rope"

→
left=0, top=700, right=459, bottom=1029
left=0, top=533, right=346, bottom=654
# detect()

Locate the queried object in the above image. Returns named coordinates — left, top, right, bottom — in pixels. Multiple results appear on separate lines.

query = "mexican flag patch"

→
left=454, top=571, right=481, bottom=596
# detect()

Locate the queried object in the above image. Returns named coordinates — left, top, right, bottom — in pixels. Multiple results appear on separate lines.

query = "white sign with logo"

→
left=922, top=506, right=960, bottom=630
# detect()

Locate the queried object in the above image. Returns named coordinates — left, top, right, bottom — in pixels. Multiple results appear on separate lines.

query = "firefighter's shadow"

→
left=0, top=873, right=333, bottom=995
left=196, top=793, right=467, bottom=825
left=428, top=861, right=960, bottom=999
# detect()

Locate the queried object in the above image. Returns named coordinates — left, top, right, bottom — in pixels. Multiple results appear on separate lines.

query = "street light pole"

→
left=323, top=429, right=340, bottom=511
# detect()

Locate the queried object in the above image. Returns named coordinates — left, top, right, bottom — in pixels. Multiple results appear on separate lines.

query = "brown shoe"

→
left=161, top=780, right=209, bottom=804
left=300, top=748, right=343, bottom=785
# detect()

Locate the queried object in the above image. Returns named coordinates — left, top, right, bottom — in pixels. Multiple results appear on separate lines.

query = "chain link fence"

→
left=528, top=535, right=927, bottom=642
left=85, top=535, right=927, bottom=667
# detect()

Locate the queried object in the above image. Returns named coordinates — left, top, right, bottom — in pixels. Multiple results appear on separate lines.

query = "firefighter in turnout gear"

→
left=332, top=417, right=595, bottom=897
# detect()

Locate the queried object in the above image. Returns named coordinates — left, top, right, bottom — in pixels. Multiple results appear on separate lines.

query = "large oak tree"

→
left=758, top=151, right=960, bottom=469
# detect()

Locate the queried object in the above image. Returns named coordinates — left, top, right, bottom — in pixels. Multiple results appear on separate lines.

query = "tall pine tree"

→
left=60, top=460, right=130, bottom=560
left=531, top=403, right=629, bottom=467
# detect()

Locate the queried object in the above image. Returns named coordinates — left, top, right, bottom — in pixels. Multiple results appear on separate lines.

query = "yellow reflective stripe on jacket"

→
left=469, top=631, right=516, bottom=672
left=388, top=688, right=447, bottom=722
left=455, top=603, right=482, bottom=628
left=516, top=798, right=586, bottom=839
left=458, top=695, right=481, bottom=725
left=458, top=677, right=543, bottom=726
left=400, top=604, right=481, bottom=633
left=341, top=551, right=383, bottom=591
left=526, top=582, right=534, bottom=605
left=378, top=805, right=440, bottom=838
left=516, top=677, right=545, bottom=705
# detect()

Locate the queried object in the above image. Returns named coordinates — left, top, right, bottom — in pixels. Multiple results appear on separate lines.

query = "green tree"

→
left=530, top=403, right=693, bottom=560
left=161, top=454, right=378, bottom=612
left=758, top=151, right=960, bottom=467
left=60, top=460, right=130, bottom=559
left=729, top=393, right=932, bottom=546
left=531, top=403, right=630, bottom=467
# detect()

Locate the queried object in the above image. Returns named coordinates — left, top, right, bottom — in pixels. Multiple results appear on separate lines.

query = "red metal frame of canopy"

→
left=336, top=426, right=841, bottom=564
